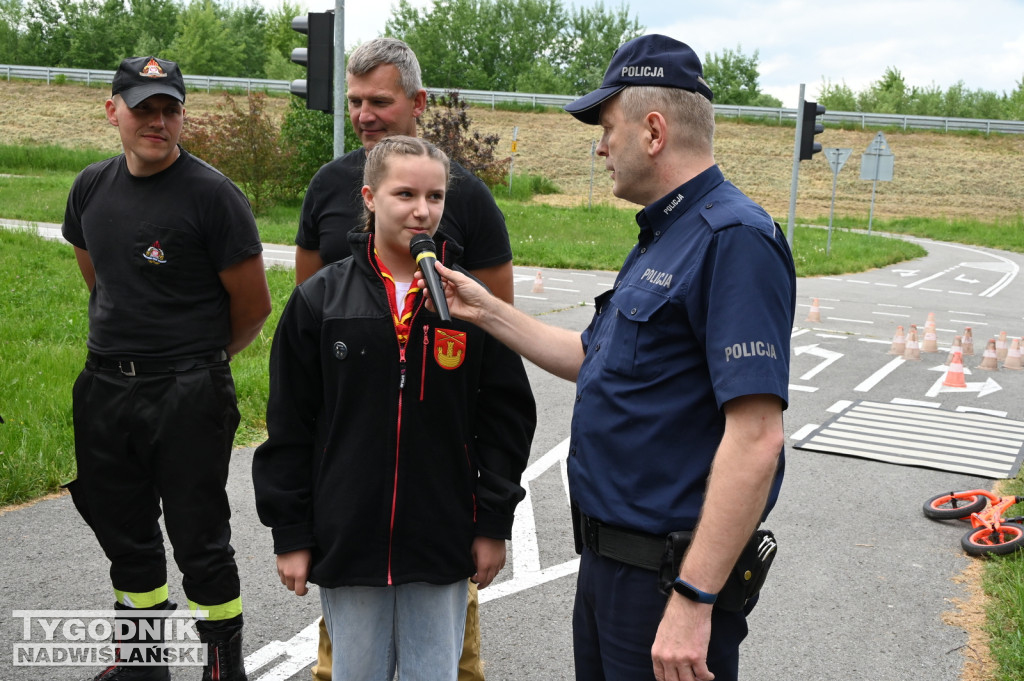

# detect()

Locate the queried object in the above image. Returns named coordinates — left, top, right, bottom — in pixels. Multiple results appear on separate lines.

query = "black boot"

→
left=92, top=601, right=175, bottom=681
left=197, top=615, right=247, bottom=681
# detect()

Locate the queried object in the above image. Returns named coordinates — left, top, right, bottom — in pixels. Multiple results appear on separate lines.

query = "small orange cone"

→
left=531, top=271, right=544, bottom=293
left=943, top=351, right=967, bottom=388
left=805, top=298, right=821, bottom=323
left=924, top=312, right=936, bottom=334
left=978, top=339, right=999, bottom=371
left=887, top=326, right=906, bottom=355
left=946, top=335, right=963, bottom=364
left=1004, top=338, right=1023, bottom=371
left=903, top=325, right=921, bottom=361
left=996, top=331, right=1008, bottom=361
left=962, top=327, right=975, bottom=355
left=921, top=326, right=938, bottom=353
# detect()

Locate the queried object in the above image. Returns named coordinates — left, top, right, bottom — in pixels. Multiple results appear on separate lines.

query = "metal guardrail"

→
left=4, top=63, right=1023, bottom=135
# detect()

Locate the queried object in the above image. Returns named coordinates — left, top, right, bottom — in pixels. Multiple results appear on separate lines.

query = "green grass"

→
left=0, top=226, right=297, bottom=506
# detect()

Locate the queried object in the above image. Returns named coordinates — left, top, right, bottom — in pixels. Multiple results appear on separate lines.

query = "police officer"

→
left=416, top=34, right=796, bottom=681
left=63, top=55, right=271, bottom=681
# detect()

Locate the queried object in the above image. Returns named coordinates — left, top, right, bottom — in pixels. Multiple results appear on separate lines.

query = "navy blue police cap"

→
left=112, top=56, right=186, bottom=107
left=564, top=34, right=713, bottom=125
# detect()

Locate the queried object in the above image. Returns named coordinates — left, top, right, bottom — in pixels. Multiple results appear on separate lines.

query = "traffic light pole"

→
left=785, top=83, right=805, bottom=247
left=333, top=0, right=345, bottom=158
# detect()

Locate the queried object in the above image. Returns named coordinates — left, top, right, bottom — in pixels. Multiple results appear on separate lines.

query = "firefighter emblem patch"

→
left=143, top=241, right=166, bottom=264
left=434, top=328, right=466, bottom=370
left=140, top=58, right=168, bottom=78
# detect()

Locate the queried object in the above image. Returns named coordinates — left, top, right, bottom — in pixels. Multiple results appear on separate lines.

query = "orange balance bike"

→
left=923, top=490, right=1024, bottom=556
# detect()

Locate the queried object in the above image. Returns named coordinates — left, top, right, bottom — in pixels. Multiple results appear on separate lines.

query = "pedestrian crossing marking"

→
left=792, top=400, right=1024, bottom=479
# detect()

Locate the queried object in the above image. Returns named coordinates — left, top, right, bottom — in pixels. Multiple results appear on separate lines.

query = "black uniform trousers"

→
left=573, top=548, right=752, bottom=681
left=67, top=357, right=241, bottom=615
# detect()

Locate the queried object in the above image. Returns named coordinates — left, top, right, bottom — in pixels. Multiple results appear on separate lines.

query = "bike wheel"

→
left=962, top=524, right=1024, bottom=556
left=923, top=492, right=988, bottom=520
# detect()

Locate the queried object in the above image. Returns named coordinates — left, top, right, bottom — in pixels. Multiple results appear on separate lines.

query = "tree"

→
left=125, top=0, right=179, bottom=57
left=555, top=1, right=641, bottom=95
left=387, top=0, right=641, bottom=95
left=817, top=78, right=857, bottom=112
left=0, top=0, right=27, bottom=64
left=858, top=66, right=910, bottom=114
left=702, top=45, right=763, bottom=106
left=166, top=0, right=243, bottom=76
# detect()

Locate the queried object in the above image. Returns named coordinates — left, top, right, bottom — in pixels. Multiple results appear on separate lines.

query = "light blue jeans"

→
left=319, top=581, right=467, bottom=681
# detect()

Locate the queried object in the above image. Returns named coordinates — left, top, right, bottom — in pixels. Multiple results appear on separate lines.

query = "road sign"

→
left=860, top=132, right=894, bottom=182
left=861, top=132, right=895, bottom=233
left=824, top=147, right=852, bottom=174
left=824, top=148, right=853, bottom=253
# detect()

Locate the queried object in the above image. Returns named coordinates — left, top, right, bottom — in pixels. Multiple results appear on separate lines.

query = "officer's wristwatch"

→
left=672, top=578, right=718, bottom=605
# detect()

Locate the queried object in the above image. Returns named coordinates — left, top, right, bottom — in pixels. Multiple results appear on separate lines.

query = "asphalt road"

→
left=4, top=225, right=1024, bottom=680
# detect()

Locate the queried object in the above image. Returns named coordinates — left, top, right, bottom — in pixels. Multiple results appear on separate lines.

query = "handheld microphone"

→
left=409, top=233, right=451, bottom=322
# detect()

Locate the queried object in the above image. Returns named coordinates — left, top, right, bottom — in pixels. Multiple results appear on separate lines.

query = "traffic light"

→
left=290, top=11, right=334, bottom=112
left=798, top=99, right=826, bottom=160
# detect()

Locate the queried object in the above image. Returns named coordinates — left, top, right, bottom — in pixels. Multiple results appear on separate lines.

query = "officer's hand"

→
left=276, top=549, right=312, bottom=596
left=470, top=536, right=507, bottom=589
left=415, top=262, right=494, bottom=326
left=651, top=594, right=715, bottom=681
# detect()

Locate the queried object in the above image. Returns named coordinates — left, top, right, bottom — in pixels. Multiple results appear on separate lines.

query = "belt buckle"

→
left=117, top=360, right=136, bottom=377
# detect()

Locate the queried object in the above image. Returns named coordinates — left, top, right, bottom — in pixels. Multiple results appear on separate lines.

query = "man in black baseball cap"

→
left=411, top=32, right=794, bottom=681
left=111, top=56, right=186, bottom=107
left=64, top=51, right=270, bottom=681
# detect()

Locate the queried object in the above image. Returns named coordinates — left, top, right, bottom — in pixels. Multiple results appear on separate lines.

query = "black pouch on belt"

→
left=658, top=528, right=778, bottom=612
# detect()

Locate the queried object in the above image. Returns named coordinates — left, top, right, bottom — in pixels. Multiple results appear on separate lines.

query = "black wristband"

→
left=672, top=578, right=717, bottom=604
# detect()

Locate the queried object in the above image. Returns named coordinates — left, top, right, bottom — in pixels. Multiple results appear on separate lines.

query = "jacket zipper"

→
left=420, top=325, right=429, bottom=401
left=380, top=241, right=437, bottom=585
left=388, top=344, right=405, bottom=585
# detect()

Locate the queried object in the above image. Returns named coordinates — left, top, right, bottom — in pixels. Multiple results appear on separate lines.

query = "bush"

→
left=279, top=97, right=362, bottom=191
left=418, top=91, right=510, bottom=189
left=180, top=92, right=295, bottom=214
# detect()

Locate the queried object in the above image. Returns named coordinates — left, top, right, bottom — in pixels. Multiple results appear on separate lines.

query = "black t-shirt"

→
left=62, top=149, right=263, bottom=358
left=296, top=147, right=513, bottom=269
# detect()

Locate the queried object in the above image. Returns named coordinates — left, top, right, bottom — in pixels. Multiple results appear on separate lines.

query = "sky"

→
left=295, top=0, right=1024, bottom=108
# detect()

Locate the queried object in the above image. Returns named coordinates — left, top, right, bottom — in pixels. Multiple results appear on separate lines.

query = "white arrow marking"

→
left=793, top=344, right=844, bottom=380
left=925, top=375, right=1002, bottom=398
left=892, top=269, right=920, bottom=277
left=955, top=274, right=980, bottom=284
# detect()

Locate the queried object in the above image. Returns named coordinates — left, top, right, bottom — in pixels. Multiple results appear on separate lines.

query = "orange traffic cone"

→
left=978, top=339, right=999, bottom=370
left=943, top=351, right=967, bottom=388
left=888, top=326, right=906, bottom=355
left=805, top=298, right=821, bottom=323
left=1004, top=338, right=1023, bottom=371
left=921, top=325, right=938, bottom=353
left=531, top=271, right=544, bottom=293
left=903, top=325, right=921, bottom=361
left=946, top=335, right=963, bottom=364
left=996, top=331, right=1008, bottom=361
left=924, top=312, right=936, bottom=334
left=962, top=327, right=975, bottom=355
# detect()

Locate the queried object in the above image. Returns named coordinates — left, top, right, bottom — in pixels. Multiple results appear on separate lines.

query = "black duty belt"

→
left=85, top=350, right=228, bottom=377
left=579, top=513, right=680, bottom=572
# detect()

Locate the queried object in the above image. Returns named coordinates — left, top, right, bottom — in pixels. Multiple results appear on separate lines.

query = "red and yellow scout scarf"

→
left=374, top=250, right=423, bottom=346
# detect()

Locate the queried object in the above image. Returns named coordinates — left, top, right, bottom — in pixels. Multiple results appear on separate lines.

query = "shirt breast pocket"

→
left=605, top=286, right=670, bottom=380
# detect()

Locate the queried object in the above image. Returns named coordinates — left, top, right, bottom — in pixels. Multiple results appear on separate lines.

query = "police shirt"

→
left=62, top=148, right=263, bottom=358
left=569, top=165, right=796, bottom=536
left=296, top=147, right=513, bottom=269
